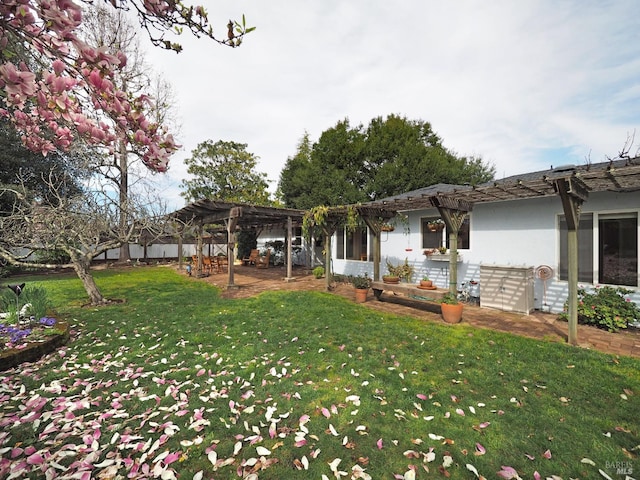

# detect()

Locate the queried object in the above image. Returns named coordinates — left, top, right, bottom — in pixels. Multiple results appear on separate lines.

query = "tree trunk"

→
left=118, top=135, right=131, bottom=263
left=71, top=254, right=106, bottom=305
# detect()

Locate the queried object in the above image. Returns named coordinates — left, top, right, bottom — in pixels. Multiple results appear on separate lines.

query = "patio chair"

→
left=242, top=249, right=260, bottom=266
left=202, top=256, right=213, bottom=275
left=216, top=255, right=228, bottom=273
left=255, top=250, right=270, bottom=269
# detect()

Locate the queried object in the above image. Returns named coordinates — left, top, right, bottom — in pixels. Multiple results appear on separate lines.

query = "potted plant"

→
left=397, top=258, right=415, bottom=283
left=419, top=276, right=433, bottom=288
left=440, top=292, right=463, bottom=323
left=351, top=274, right=371, bottom=303
left=383, top=259, right=401, bottom=284
left=438, top=246, right=448, bottom=254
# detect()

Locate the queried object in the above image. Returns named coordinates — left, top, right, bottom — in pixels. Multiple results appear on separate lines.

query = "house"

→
left=332, top=158, right=640, bottom=315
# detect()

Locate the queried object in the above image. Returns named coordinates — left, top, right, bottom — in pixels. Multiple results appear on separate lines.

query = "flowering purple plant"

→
left=40, top=317, right=57, bottom=327
left=1, top=317, right=57, bottom=350
left=0, top=324, right=32, bottom=346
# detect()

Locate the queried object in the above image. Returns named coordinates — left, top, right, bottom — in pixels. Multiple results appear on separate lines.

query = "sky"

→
left=142, top=1, right=640, bottom=211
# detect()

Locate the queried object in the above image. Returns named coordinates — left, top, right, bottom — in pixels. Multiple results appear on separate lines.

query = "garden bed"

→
left=0, top=321, right=70, bottom=372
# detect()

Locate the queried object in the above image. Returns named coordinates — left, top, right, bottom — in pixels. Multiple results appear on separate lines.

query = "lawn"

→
left=1, top=266, right=638, bottom=479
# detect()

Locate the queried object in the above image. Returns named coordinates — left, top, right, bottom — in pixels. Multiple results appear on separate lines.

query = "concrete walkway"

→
left=189, top=265, right=640, bottom=359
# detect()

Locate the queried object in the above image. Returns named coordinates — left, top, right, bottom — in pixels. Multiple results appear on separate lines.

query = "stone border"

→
left=0, top=321, right=70, bottom=372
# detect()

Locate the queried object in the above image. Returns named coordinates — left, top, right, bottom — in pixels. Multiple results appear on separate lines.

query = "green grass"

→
left=1, top=266, right=639, bottom=479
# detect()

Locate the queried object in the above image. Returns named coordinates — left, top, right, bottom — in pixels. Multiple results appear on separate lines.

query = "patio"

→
left=179, top=263, right=640, bottom=359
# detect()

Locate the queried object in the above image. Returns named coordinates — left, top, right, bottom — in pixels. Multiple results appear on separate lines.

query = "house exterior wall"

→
left=333, top=191, right=640, bottom=314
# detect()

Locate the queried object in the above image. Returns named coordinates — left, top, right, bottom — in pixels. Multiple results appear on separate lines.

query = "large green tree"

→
left=278, top=115, right=495, bottom=208
left=180, top=140, right=271, bottom=205
left=0, top=117, right=86, bottom=211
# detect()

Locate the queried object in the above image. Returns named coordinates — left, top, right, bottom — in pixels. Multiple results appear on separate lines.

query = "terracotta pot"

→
left=419, top=280, right=433, bottom=288
left=354, top=288, right=369, bottom=303
left=441, top=303, right=463, bottom=323
left=383, top=275, right=400, bottom=284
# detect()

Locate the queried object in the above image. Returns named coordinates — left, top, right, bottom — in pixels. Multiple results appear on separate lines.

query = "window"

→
left=336, top=230, right=345, bottom=259
left=599, top=214, right=637, bottom=286
left=559, top=214, right=594, bottom=282
left=336, top=227, right=368, bottom=260
left=447, top=217, right=470, bottom=250
left=421, top=216, right=470, bottom=250
left=559, top=212, right=638, bottom=286
left=292, top=227, right=303, bottom=246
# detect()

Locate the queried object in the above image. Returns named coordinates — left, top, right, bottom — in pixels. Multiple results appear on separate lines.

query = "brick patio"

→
left=185, top=264, right=640, bottom=359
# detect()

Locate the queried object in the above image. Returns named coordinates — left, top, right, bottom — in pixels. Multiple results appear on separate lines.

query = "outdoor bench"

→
left=370, top=281, right=447, bottom=302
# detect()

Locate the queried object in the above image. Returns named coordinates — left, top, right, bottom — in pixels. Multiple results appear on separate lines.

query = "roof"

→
left=365, top=157, right=640, bottom=212
left=170, top=199, right=306, bottom=230
left=170, top=158, right=640, bottom=228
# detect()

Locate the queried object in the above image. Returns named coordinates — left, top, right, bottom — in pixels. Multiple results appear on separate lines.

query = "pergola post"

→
left=555, top=177, right=588, bottom=346
left=323, top=226, right=333, bottom=291
left=177, top=225, right=184, bottom=270
left=226, top=207, right=241, bottom=289
left=285, top=216, right=295, bottom=282
left=372, top=230, right=381, bottom=281
left=359, top=208, right=397, bottom=282
left=432, top=197, right=472, bottom=295
left=196, top=223, right=204, bottom=276
left=361, top=218, right=382, bottom=281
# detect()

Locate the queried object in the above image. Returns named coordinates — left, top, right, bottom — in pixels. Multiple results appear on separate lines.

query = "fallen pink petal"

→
left=497, top=465, right=521, bottom=479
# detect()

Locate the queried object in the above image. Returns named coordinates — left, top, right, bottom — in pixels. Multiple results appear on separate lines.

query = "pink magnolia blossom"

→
left=0, top=0, right=193, bottom=173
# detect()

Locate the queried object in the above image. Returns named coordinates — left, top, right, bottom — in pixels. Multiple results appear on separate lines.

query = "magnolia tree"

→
left=0, top=0, right=253, bottom=171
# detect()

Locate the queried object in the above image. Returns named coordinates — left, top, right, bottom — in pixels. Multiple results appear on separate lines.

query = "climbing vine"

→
left=302, top=205, right=360, bottom=240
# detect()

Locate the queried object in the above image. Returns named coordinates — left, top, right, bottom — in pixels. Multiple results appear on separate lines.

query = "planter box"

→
left=426, top=254, right=462, bottom=262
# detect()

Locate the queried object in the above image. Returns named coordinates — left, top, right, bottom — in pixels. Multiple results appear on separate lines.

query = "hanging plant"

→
left=427, top=219, right=445, bottom=232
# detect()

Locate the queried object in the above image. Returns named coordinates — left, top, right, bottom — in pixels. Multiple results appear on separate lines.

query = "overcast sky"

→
left=143, top=1, right=640, bottom=211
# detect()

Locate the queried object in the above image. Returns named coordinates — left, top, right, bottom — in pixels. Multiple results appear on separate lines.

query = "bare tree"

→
left=81, top=4, right=180, bottom=263
left=0, top=169, right=167, bottom=305
left=605, top=130, right=640, bottom=164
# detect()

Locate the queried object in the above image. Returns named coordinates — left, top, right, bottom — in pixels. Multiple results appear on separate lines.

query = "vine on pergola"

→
left=301, top=205, right=360, bottom=241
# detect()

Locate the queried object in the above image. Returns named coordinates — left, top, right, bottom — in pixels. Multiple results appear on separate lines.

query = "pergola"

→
left=169, top=159, right=640, bottom=346
left=364, top=158, right=640, bottom=345
left=170, top=200, right=307, bottom=286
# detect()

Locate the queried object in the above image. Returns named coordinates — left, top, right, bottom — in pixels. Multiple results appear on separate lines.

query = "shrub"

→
left=21, top=284, right=53, bottom=321
left=559, top=285, right=640, bottom=332
left=312, top=266, right=325, bottom=279
left=1, top=284, right=53, bottom=325
left=0, top=259, right=19, bottom=278
left=33, top=249, right=70, bottom=264
left=236, top=230, right=258, bottom=261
